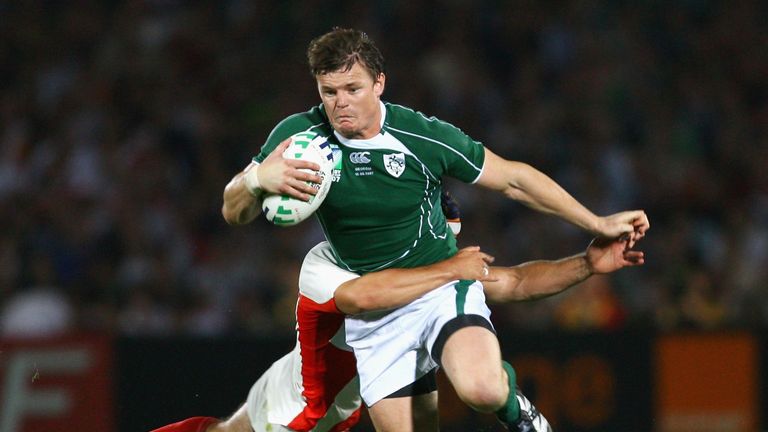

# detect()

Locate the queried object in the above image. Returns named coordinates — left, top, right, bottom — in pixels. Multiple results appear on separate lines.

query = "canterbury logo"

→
left=349, top=152, right=371, bottom=164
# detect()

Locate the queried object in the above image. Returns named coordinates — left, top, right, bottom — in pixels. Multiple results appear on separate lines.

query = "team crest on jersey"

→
left=383, top=153, right=406, bottom=178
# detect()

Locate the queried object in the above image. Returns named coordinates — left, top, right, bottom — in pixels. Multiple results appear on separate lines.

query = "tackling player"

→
left=152, top=196, right=644, bottom=432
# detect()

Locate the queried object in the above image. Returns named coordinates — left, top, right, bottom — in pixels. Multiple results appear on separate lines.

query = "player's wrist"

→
left=580, top=253, right=596, bottom=277
left=243, top=163, right=263, bottom=197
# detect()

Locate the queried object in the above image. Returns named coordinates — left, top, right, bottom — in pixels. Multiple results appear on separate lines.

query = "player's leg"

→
left=429, top=282, right=551, bottom=431
left=441, top=329, right=552, bottom=431
left=438, top=325, right=509, bottom=413
left=366, top=371, right=439, bottom=432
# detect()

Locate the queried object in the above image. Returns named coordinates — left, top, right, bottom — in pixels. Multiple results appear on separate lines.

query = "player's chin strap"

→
left=441, top=191, right=462, bottom=236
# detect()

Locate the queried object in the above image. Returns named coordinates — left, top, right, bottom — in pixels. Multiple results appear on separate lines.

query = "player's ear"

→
left=374, top=73, right=385, bottom=97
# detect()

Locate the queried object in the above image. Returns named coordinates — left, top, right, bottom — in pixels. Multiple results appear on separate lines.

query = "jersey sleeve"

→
left=437, top=123, right=486, bottom=184
left=388, top=105, right=486, bottom=184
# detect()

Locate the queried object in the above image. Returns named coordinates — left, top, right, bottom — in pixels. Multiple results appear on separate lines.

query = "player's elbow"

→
left=336, top=297, right=370, bottom=315
left=502, top=184, right=529, bottom=203
left=221, top=193, right=259, bottom=225
left=335, top=297, right=361, bottom=315
left=499, top=162, right=537, bottom=202
left=222, top=204, right=246, bottom=225
left=334, top=286, right=372, bottom=315
left=341, top=290, right=392, bottom=315
left=222, top=205, right=237, bottom=225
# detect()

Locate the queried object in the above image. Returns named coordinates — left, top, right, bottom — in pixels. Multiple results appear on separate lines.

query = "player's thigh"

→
left=440, top=325, right=507, bottom=408
left=367, top=391, right=438, bottom=432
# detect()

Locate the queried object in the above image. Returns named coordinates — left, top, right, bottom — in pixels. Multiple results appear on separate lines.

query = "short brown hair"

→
left=307, top=28, right=385, bottom=80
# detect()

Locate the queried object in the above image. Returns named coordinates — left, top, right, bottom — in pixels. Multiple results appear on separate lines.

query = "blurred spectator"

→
left=0, top=253, right=74, bottom=338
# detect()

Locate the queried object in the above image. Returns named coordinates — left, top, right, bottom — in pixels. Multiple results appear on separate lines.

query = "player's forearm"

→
left=335, top=262, right=457, bottom=315
left=222, top=171, right=263, bottom=225
left=503, top=162, right=599, bottom=233
left=485, top=253, right=592, bottom=303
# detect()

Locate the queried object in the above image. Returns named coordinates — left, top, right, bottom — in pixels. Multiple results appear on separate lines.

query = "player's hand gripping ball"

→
left=262, top=131, right=337, bottom=226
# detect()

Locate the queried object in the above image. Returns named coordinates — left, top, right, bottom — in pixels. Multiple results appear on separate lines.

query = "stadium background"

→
left=0, top=1, right=765, bottom=431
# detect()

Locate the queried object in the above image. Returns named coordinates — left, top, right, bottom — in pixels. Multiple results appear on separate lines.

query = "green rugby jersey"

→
left=254, top=102, right=485, bottom=273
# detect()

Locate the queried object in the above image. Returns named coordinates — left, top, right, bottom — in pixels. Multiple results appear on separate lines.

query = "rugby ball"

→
left=262, top=131, right=337, bottom=226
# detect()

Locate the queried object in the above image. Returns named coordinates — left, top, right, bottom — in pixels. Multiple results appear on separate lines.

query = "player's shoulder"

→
left=267, top=104, right=335, bottom=145
left=384, top=102, right=468, bottom=141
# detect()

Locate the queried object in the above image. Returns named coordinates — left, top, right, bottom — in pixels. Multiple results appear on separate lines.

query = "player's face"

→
left=316, top=62, right=385, bottom=140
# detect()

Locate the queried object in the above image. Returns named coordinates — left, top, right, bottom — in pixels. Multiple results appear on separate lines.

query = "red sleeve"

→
left=288, top=295, right=357, bottom=431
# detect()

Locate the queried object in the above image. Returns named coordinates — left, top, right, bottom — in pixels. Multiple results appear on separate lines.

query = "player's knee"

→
left=455, top=380, right=508, bottom=413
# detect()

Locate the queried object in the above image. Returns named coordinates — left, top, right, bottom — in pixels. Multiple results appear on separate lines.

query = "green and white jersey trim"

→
left=386, top=126, right=483, bottom=183
left=385, top=103, right=485, bottom=184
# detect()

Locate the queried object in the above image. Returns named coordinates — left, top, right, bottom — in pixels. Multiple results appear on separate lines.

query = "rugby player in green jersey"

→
left=221, top=28, right=648, bottom=431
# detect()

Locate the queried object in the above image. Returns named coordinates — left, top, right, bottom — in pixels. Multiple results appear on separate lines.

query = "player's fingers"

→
left=481, top=253, right=495, bottom=264
left=291, top=168, right=323, bottom=184
left=278, top=179, right=318, bottom=200
left=279, top=186, right=312, bottom=202
left=289, top=178, right=319, bottom=196
left=618, top=231, right=635, bottom=249
left=634, top=230, right=646, bottom=245
left=624, top=250, right=644, bottom=264
left=286, top=159, right=322, bottom=172
left=627, top=232, right=638, bottom=249
left=629, top=211, right=650, bottom=234
left=635, top=226, right=648, bottom=239
left=454, top=247, right=480, bottom=259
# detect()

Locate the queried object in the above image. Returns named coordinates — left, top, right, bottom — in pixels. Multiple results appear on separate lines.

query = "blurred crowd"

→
left=0, top=0, right=766, bottom=338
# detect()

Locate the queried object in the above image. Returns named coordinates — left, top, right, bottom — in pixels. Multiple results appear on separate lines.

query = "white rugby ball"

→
left=262, top=131, right=337, bottom=226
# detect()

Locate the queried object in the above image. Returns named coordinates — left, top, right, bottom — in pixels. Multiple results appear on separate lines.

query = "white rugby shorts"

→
left=345, top=279, right=493, bottom=406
